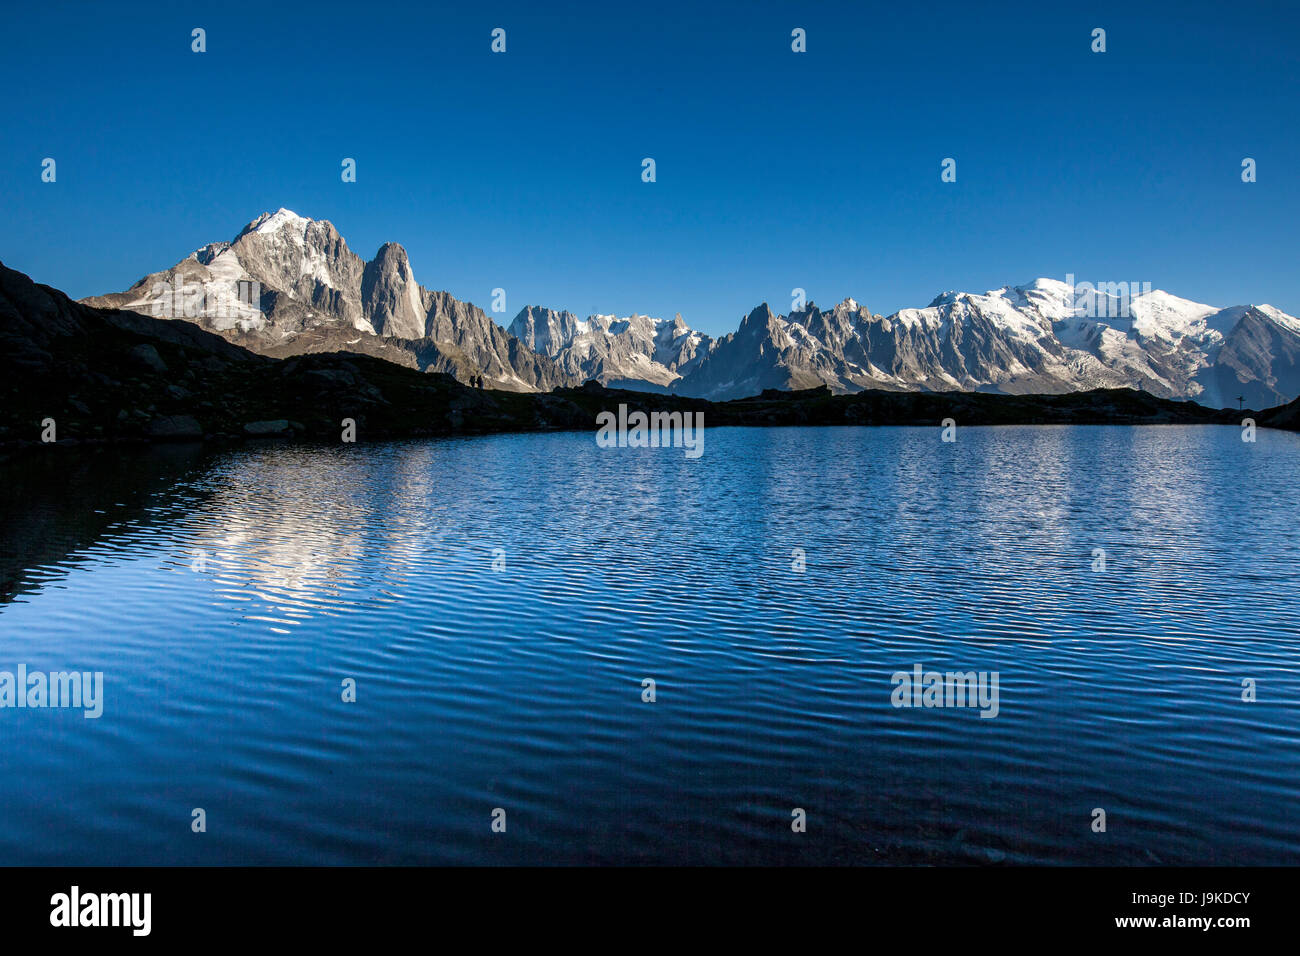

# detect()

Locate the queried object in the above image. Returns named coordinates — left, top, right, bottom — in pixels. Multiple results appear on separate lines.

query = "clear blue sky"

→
left=1, top=0, right=1296, bottom=335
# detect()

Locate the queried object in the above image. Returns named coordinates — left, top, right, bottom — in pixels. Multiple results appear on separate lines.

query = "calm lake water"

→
left=1, top=425, right=1298, bottom=865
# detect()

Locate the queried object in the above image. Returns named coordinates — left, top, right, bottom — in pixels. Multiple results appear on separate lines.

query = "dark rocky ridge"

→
left=3, top=261, right=1294, bottom=460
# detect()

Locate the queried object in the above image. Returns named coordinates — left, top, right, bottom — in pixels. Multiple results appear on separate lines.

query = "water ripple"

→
left=0, top=426, right=1297, bottom=864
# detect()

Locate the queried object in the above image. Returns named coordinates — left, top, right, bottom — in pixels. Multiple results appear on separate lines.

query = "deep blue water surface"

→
left=1, top=425, right=1297, bottom=864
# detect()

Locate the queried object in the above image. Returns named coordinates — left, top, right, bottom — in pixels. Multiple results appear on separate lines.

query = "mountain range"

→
left=81, top=209, right=1300, bottom=409
left=7, top=256, right=1300, bottom=459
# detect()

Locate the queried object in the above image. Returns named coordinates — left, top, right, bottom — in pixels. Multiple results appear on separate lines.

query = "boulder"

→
left=243, top=419, right=293, bottom=436
left=147, top=415, right=203, bottom=440
left=128, top=343, right=168, bottom=374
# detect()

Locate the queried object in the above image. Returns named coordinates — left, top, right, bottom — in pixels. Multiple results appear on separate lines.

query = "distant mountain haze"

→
left=82, top=210, right=1300, bottom=408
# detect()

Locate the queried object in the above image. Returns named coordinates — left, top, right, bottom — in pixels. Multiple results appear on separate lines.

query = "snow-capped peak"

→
left=1021, top=277, right=1074, bottom=297
left=1250, top=304, right=1300, bottom=336
left=254, top=208, right=309, bottom=234
left=1126, top=289, right=1220, bottom=342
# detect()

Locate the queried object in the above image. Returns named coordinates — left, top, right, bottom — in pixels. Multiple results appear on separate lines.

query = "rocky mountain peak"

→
left=739, top=303, right=776, bottom=329
left=361, top=242, right=424, bottom=340
left=80, top=210, right=572, bottom=391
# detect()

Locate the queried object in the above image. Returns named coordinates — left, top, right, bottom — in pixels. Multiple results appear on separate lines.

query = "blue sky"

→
left=1, top=0, right=1296, bottom=335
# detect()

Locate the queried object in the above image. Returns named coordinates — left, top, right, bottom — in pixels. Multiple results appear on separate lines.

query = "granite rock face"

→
left=362, top=242, right=427, bottom=341
left=508, top=307, right=713, bottom=389
left=83, top=210, right=571, bottom=392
